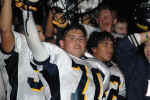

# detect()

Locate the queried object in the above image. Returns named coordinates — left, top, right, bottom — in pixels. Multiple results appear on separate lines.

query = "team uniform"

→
left=0, top=30, right=110, bottom=100
left=103, top=61, right=126, bottom=100
left=0, top=32, right=52, bottom=100
left=30, top=42, right=110, bottom=100
left=19, top=10, right=110, bottom=100
left=85, top=53, right=126, bottom=100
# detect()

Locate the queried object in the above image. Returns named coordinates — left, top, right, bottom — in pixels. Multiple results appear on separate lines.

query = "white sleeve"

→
left=22, top=11, right=49, bottom=62
left=128, top=33, right=141, bottom=47
left=119, top=78, right=126, bottom=97
left=118, top=71, right=126, bottom=97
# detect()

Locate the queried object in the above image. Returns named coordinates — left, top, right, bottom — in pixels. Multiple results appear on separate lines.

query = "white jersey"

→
left=0, top=31, right=110, bottom=100
left=0, top=31, right=51, bottom=100
left=103, top=61, right=126, bottom=100
left=31, top=42, right=110, bottom=100
left=0, top=66, right=7, bottom=100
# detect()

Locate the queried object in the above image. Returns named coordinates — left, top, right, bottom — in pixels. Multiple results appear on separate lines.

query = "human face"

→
left=93, top=39, right=114, bottom=62
left=114, top=22, right=128, bottom=35
left=60, top=29, right=87, bottom=58
left=97, top=9, right=113, bottom=32
left=144, top=41, right=150, bottom=61
left=36, top=25, right=45, bottom=41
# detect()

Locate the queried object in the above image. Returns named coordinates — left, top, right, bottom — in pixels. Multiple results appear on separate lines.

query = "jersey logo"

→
left=27, top=62, right=44, bottom=92
left=27, top=77, right=44, bottom=92
left=107, top=75, right=121, bottom=100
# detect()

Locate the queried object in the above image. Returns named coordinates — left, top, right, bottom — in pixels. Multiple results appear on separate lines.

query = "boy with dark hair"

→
left=87, top=31, right=126, bottom=100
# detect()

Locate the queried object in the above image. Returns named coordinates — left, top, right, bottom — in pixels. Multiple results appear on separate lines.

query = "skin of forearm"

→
left=0, top=0, right=15, bottom=53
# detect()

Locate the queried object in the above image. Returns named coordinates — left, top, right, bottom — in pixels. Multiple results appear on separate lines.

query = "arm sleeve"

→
left=22, top=11, right=49, bottom=62
left=116, top=34, right=141, bottom=81
left=118, top=75, right=126, bottom=97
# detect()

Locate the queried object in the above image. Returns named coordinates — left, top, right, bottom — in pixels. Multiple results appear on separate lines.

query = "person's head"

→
left=96, top=4, right=113, bottom=32
left=144, top=40, right=150, bottom=61
left=59, top=24, right=87, bottom=58
left=114, top=17, right=128, bottom=35
left=87, top=31, right=114, bottom=62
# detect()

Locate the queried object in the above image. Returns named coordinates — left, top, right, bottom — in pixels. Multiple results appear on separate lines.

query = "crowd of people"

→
left=1, top=0, right=150, bottom=100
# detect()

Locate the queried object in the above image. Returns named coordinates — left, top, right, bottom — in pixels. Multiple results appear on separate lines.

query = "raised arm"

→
left=22, top=10, right=48, bottom=62
left=0, top=0, right=15, bottom=53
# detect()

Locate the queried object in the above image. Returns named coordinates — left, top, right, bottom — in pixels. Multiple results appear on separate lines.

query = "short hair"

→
left=117, top=17, right=128, bottom=24
left=57, top=23, right=87, bottom=41
left=96, top=4, right=112, bottom=17
left=87, top=31, right=114, bottom=54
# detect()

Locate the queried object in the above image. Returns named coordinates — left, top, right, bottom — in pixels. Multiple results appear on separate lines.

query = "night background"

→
left=102, top=0, right=143, bottom=33
left=0, top=0, right=148, bottom=33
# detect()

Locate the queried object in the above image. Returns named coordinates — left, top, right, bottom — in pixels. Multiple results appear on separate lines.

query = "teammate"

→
left=23, top=10, right=110, bottom=99
left=87, top=31, right=126, bottom=100
left=0, top=0, right=51, bottom=99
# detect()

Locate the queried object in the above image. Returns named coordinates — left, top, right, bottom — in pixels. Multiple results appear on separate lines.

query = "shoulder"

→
left=110, top=61, right=125, bottom=79
left=85, top=58, right=110, bottom=75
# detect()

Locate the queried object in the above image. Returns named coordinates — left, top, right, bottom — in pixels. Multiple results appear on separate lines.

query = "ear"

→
left=59, top=40, right=64, bottom=49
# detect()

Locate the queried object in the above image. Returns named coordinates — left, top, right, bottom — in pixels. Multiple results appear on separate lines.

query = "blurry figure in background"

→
left=111, top=9, right=118, bottom=26
left=87, top=31, right=126, bottom=100
left=45, top=7, right=68, bottom=44
left=116, top=31, right=150, bottom=100
left=96, top=4, right=114, bottom=33
left=83, top=4, right=119, bottom=39
left=112, top=17, right=128, bottom=39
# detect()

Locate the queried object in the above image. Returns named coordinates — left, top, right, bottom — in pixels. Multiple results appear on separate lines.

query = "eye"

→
left=79, top=37, right=85, bottom=41
left=70, top=37, right=75, bottom=40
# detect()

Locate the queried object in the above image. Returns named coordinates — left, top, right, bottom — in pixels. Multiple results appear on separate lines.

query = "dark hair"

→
left=87, top=31, right=114, bottom=54
left=117, top=17, right=128, bottom=24
left=33, top=10, right=43, bottom=26
left=96, top=4, right=112, bottom=17
left=56, top=23, right=87, bottom=45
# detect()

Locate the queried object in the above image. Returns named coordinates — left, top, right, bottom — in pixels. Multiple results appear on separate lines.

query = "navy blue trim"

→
left=34, top=56, right=61, bottom=100
left=91, top=68, right=101, bottom=100
left=72, top=60, right=87, bottom=100
left=4, top=52, right=18, bottom=100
